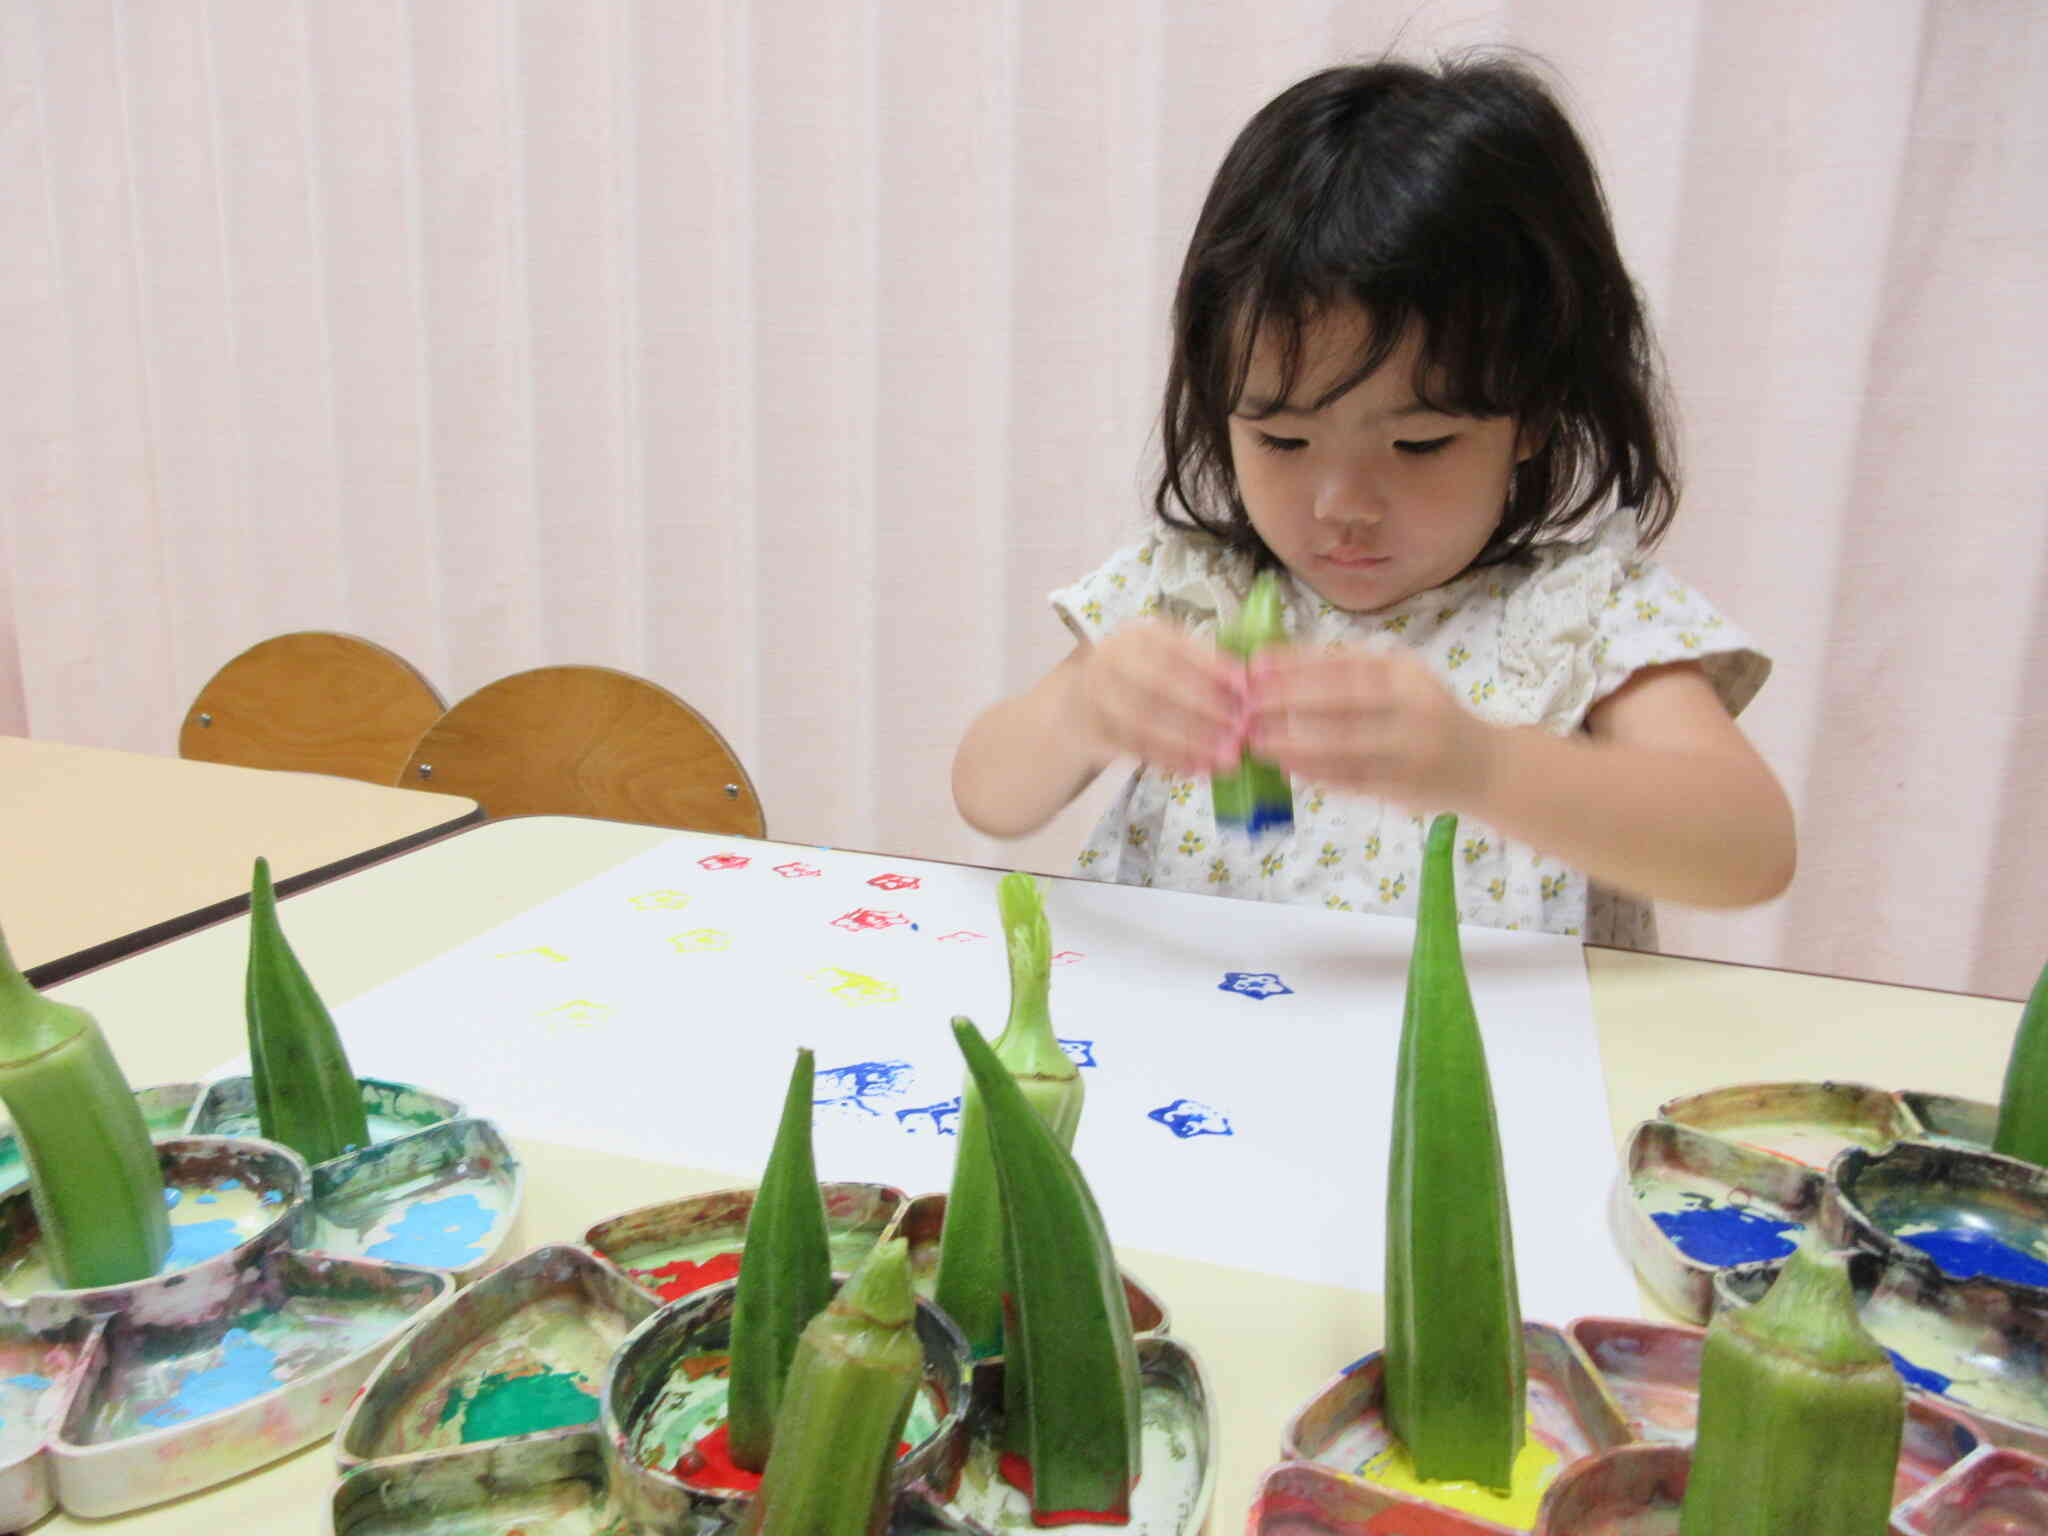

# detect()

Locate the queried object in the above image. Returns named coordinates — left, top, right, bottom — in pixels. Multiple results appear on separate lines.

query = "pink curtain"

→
left=1, top=0, right=2041, bottom=997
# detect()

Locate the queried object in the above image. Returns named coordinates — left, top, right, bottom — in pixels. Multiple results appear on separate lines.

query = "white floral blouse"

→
left=1050, top=519, right=1770, bottom=947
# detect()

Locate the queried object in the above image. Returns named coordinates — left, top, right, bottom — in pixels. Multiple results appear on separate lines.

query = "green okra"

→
left=1993, top=957, right=2048, bottom=1166
left=739, top=1235, right=922, bottom=1536
left=245, top=857, right=371, bottom=1166
left=1382, top=813, right=1525, bottom=1491
left=0, top=924, right=170, bottom=1289
left=1211, top=569, right=1293, bottom=837
left=727, top=1046, right=834, bottom=1472
left=1680, top=1239, right=1903, bottom=1535
left=952, top=1014, right=1139, bottom=1525
left=933, top=872, right=1085, bottom=1360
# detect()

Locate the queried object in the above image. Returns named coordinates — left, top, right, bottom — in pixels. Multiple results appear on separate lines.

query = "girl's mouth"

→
left=1321, top=549, right=1390, bottom=568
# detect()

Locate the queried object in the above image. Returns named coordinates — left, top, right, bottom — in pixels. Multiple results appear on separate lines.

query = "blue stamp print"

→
left=1058, top=1038, right=1099, bottom=1068
left=896, top=1098, right=962, bottom=1136
left=1149, top=1098, right=1234, bottom=1139
left=1218, top=971, right=1292, bottom=1001
left=816, top=1059, right=916, bottom=1117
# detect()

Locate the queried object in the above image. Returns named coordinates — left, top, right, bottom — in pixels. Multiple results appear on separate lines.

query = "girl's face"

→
left=1226, top=308, right=1528, bottom=613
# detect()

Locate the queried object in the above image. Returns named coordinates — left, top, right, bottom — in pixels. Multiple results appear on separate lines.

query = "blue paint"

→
left=1218, top=971, right=1292, bottom=1001
left=1888, top=1349, right=1953, bottom=1395
left=911, top=923, right=920, bottom=931
left=3, top=1374, right=50, bottom=1390
left=196, top=1193, right=218, bottom=1205
left=219, top=1180, right=242, bottom=1191
left=1649, top=1204, right=1801, bottom=1266
left=165, top=1218, right=244, bottom=1268
left=1149, top=1098, right=1234, bottom=1138
left=816, top=1059, right=915, bottom=1116
left=260, top=1190, right=283, bottom=1205
left=162, top=1188, right=181, bottom=1209
left=1058, top=1038, right=1099, bottom=1068
left=136, top=1329, right=280, bottom=1427
left=896, top=1098, right=961, bottom=1136
left=367, top=1193, right=497, bottom=1268
left=1902, top=1228, right=2048, bottom=1287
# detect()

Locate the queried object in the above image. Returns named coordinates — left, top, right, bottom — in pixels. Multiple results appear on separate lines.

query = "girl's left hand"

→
left=1245, top=645, right=1498, bottom=810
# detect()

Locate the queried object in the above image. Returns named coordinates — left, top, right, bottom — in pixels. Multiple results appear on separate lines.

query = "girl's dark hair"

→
left=1157, top=55, right=1676, bottom=569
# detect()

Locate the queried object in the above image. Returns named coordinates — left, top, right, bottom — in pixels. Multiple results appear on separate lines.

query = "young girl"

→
left=952, top=56, right=1795, bottom=944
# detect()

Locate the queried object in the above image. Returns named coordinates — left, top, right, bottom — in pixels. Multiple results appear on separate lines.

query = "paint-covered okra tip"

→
left=1212, top=570, right=1293, bottom=839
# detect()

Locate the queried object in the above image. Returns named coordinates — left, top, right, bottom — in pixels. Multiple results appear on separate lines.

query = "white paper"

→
left=283, top=830, right=1637, bottom=1322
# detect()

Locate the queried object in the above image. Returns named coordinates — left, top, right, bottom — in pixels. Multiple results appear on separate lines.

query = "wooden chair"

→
left=399, top=665, right=765, bottom=837
left=179, top=632, right=446, bottom=787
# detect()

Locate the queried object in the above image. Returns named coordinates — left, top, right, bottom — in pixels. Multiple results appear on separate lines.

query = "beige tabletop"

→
left=31, top=815, right=2031, bottom=1533
left=0, top=735, right=480, bottom=981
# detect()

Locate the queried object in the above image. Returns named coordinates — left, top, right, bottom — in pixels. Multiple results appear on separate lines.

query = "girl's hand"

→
left=1245, top=645, right=1497, bottom=809
left=1071, top=622, right=1248, bottom=776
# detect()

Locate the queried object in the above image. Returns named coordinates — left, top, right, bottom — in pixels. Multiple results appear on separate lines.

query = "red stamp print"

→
left=698, top=853, right=750, bottom=871
left=935, top=930, right=986, bottom=944
left=773, top=861, right=823, bottom=879
left=1051, top=951, right=1085, bottom=965
left=831, top=908, right=908, bottom=932
left=867, top=872, right=921, bottom=891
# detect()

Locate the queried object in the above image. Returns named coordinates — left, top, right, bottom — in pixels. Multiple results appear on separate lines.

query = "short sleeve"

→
left=1048, top=537, right=1170, bottom=645
left=1590, top=558, right=1771, bottom=718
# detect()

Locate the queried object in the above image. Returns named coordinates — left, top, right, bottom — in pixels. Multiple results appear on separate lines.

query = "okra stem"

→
left=1993, top=957, right=2048, bottom=1165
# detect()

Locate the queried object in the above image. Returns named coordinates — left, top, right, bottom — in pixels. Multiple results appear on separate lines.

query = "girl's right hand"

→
left=1070, top=623, right=1248, bottom=776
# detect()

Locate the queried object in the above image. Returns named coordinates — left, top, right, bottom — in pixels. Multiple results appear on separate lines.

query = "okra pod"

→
left=952, top=1014, right=1139, bottom=1525
left=1680, top=1239, right=1902, bottom=1534
left=1993, top=957, right=2048, bottom=1165
left=934, top=872, right=1085, bottom=1359
left=1211, top=570, right=1293, bottom=837
left=1382, top=813, right=1525, bottom=1491
left=0, top=925, right=170, bottom=1288
left=739, top=1235, right=922, bottom=1536
left=245, top=857, right=370, bottom=1166
left=727, top=1046, right=835, bottom=1472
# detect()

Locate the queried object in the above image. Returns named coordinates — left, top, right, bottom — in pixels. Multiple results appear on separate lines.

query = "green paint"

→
left=449, top=1366, right=598, bottom=1443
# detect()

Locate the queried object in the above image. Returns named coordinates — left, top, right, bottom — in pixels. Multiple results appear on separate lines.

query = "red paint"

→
left=867, top=872, right=921, bottom=890
left=672, top=1422, right=763, bottom=1493
left=830, top=907, right=908, bottom=931
left=638, top=1251, right=742, bottom=1301
left=995, top=1452, right=1133, bottom=1526
left=698, top=853, right=750, bottom=870
left=672, top=1422, right=915, bottom=1494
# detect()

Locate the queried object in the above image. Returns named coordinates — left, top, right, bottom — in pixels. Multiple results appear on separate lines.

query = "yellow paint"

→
left=1357, top=1425, right=1561, bottom=1531
left=670, top=930, right=731, bottom=953
left=806, top=968, right=900, bottom=1006
left=541, top=999, right=612, bottom=1029
left=629, top=890, right=691, bottom=910
left=497, top=946, right=569, bottom=962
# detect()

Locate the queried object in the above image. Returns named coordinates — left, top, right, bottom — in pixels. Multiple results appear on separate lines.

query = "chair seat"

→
left=180, top=632, right=445, bottom=787
left=400, top=665, right=764, bottom=837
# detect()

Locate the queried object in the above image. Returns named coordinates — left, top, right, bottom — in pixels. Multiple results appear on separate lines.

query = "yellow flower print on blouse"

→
left=1364, top=834, right=1382, bottom=860
left=1206, top=857, right=1229, bottom=885
left=1078, top=848, right=1102, bottom=868
left=1082, top=599, right=1104, bottom=626
left=1468, top=678, right=1496, bottom=706
left=1381, top=614, right=1411, bottom=633
left=1540, top=873, right=1568, bottom=902
left=1168, top=780, right=1194, bottom=806
left=1108, top=571, right=1127, bottom=589
left=1486, top=877, right=1506, bottom=902
left=1378, top=873, right=1408, bottom=903
left=1139, top=594, right=1162, bottom=617
left=1325, top=894, right=1353, bottom=911
left=1634, top=599, right=1660, bottom=623
left=1447, top=644, right=1469, bottom=669
left=1316, top=842, right=1342, bottom=868
left=1138, top=543, right=1156, bottom=565
left=1679, top=632, right=1701, bottom=650
left=1461, top=836, right=1489, bottom=864
left=1259, top=850, right=1286, bottom=878
left=1306, top=787, right=1326, bottom=814
left=1125, top=825, right=1148, bottom=848
left=1177, top=830, right=1206, bottom=857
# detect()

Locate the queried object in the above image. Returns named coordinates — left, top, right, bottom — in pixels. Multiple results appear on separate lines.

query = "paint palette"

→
left=1252, top=1309, right=2010, bottom=1534
left=327, top=1185, right=1219, bottom=1534
left=1612, top=1080, right=2005, bottom=1324
left=0, top=1075, right=525, bottom=1520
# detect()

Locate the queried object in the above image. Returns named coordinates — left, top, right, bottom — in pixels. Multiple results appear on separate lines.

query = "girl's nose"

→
left=1313, top=461, right=1387, bottom=525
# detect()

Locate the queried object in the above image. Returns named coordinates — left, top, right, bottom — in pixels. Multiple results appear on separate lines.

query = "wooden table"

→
left=0, top=735, right=480, bottom=985
left=30, top=815, right=2029, bottom=1533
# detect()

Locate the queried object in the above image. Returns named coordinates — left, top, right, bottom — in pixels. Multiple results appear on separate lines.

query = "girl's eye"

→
left=1255, top=432, right=1308, bottom=454
left=1394, top=435, right=1456, bottom=456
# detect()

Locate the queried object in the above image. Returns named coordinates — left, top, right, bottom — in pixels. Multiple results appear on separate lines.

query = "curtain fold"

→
left=3, top=0, right=2041, bottom=997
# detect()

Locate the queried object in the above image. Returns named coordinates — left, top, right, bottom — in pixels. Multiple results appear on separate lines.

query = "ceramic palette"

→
left=0, top=1075, right=520, bottom=1523
left=328, top=1181, right=1215, bottom=1534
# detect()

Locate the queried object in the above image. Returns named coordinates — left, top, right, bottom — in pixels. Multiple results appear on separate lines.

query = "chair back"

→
left=180, top=632, right=445, bottom=787
left=400, top=665, right=765, bottom=836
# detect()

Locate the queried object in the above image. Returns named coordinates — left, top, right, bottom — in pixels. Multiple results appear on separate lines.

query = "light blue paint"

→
left=219, top=1180, right=242, bottom=1191
left=195, top=1193, right=218, bottom=1205
left=366, top=1193, right=497, bottom=1268
left=136, top=1329, right=280, bottom=1427
left=162, top=1187, right=182, bottom=1208
left=164, top=1217, right=244, bottom=1269
left=3, top=1374, right=50, bottom=1390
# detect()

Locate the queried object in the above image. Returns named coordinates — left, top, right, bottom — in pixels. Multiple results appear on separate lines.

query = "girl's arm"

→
left=953, top=628, right=1246, bottom=839
left=1248, top=653, right=1795, bottom=908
